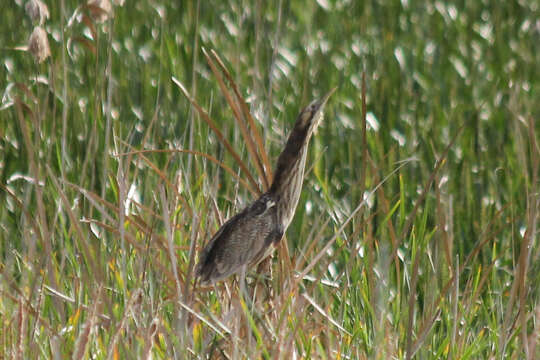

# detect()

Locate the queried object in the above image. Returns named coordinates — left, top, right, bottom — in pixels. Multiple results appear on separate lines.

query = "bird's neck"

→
left=269, top=121, right=313, bottom=229
left=270, top=121, right=312, bottom=192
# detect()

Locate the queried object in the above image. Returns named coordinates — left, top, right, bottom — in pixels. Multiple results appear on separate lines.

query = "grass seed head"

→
left=28, top=26, right=51, bottom=63
left=88, top=0, right=113, bottom=23
left=25, top=0, right=50, bottom=25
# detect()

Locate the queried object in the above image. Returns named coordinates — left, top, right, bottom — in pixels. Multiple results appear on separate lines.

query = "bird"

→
left=195, top=89, right=335, bottom=285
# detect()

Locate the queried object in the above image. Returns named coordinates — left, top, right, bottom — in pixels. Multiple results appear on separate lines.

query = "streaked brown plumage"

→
left=195, top=89, right=335, bottom=285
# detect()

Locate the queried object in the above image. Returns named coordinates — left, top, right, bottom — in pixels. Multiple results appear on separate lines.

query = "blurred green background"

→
left=1, top=0, right=538, bottom=358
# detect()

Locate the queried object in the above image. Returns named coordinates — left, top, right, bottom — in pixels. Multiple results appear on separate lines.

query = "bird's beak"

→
left=310, top=87, right=336, bottom=131
left=319, top=87, right=337, bottom=108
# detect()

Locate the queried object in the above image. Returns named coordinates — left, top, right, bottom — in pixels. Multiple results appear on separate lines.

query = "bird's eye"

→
left=307, top=100, right=319, bottom=112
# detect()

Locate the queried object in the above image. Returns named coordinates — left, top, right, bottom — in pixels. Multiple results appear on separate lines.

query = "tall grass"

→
left=1, top=0, right=538, bottom=358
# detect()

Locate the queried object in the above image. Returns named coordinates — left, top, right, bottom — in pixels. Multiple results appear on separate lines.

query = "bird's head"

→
left=297, top=88, right=336, bottom=134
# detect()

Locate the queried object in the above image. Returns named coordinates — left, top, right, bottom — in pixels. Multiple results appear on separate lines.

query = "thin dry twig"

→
left=172, top=76, right=261, bottom=195
left=202, top=48, right=269, bottom=190
left=209, top=49, right=273, bottom=184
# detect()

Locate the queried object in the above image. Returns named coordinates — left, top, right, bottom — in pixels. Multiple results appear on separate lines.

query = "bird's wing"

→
left=195, top=195, right=279, bottom=284
left=195, top=211, right=244, bottom=283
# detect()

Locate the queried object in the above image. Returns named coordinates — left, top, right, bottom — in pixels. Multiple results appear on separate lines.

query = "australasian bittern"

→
left=195, top=89, right=335, bottom=285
